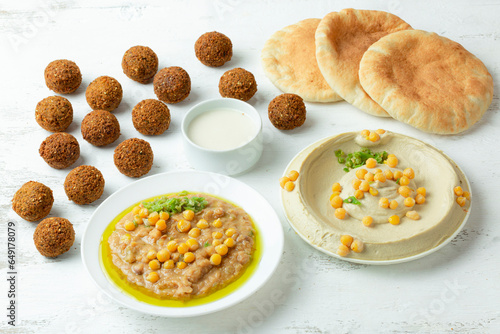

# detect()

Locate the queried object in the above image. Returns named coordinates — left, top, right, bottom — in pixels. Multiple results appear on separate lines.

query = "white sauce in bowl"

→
left=187, top=108, right=256, bottom=151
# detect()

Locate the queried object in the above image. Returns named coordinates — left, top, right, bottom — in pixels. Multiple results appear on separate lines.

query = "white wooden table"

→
left=1, top=0, right=499, bottom=333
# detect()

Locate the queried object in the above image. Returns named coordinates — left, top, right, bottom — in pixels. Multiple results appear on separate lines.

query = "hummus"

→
left=282, top=131, right=470, bottom=262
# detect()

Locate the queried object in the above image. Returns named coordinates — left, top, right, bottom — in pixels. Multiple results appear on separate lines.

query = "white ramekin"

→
left=181, top=98, right=263, bottom=176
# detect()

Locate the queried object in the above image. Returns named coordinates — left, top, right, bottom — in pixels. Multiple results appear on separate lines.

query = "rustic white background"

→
left=1, top=0, right=499, bottom=333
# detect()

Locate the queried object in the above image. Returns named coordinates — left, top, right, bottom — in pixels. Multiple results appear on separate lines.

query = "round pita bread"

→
left=261, top=18, right=342, bottom=103
left=359, top=30, right=493, bottom=134
left=315, top=9, right=412, bottom=117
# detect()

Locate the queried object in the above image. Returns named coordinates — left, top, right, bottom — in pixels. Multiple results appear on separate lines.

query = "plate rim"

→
left=280, top=131, right=471, bottom=265
left=81, top=169, right=284, bottom=317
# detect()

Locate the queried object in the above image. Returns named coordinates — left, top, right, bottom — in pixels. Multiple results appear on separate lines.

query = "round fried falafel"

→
left=122, top=45, right=159, bottom=83
left=44, top=59, right=82, bottom=94
left=39, top=132, right=80, bottom=169
left=195, top=31, right=233, bottom=67
left=86, top=76, right=123, bottom=111
left=268, top=93, right=306, bottom=130
left=153, top=67, right=191, bottom=104
left=132, top=99, right=170, bottom=136
left=81, top=109, right=120, bottom=146
left=64, top=165, right=105, bottom=205
left=114, top=138, right=154, bottom=177
left=33, top=217, right=75, bottom=257
left=35, top=96, right=73, bottom=132
left=219, top=68, right=257, bottom=101
left=12, top=181, right=54, bottom=222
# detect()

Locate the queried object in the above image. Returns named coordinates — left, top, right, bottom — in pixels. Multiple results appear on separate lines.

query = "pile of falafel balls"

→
left=13, top=31, right=307, bottom=258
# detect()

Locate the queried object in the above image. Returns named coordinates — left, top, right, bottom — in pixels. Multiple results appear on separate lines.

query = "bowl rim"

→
left=181, top=98, right=262, bottom=153
left=280, top=131, right=471, bottom=265
left=81, top=170, right=284, bottom=317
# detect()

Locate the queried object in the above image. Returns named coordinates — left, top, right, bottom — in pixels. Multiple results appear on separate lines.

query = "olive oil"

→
left=99, top=192, right=262, bottom=307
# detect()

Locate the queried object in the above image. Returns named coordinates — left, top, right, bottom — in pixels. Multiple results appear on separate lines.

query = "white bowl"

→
left=81, top=170, right=283, bottom=317
left=181, top=98, right=263, bottom=176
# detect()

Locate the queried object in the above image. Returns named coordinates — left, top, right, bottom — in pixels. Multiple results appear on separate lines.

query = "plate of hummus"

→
left=82, top=170, right=283, bottom=317
left=281, top=130, right=471, bottom=264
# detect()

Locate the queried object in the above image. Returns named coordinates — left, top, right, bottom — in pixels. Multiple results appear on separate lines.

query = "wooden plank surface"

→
left=0, top=0, right=499, bottom=333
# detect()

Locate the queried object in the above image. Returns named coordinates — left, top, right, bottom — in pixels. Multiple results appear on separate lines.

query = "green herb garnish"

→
left=335, top=148, right=388, bottom=172
left=343, top=196, right=361, bottom=205
left=335, top=149, right=346, bottom=163
left=142, top=191, right=208, bottom=214
left=204, top=242, right=210, bottom=247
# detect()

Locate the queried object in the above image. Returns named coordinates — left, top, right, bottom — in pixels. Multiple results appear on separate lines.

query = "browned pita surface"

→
left=315, top=9, right=412, bottom=116
left=359, top=29, right=493, bottom=134
left=261, top=18, right=342, bottom=103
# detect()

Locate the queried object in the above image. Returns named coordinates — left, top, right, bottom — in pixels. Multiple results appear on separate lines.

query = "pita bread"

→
left=359, top=29, right=493, bottom=134
left=315, top=9, right=412, bottom=117
left=261, top=18, right=342, bottom=103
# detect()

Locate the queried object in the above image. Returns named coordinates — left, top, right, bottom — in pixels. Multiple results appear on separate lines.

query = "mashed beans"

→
left=107, top=193, right=256, bottom=300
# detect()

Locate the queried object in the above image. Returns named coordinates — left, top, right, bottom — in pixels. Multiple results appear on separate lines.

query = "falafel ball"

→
left=81, top=109, right=120, bottom=146
left=33, top=217, right=75, bottom=257
left=268, top=93, right=306, bottom=130
left=64, top=165, right=105, bottom=205
left=153, top=67, right=191, bottom=104
left=12, top=181, right=54, bottom=222
left=35, top=96, right=73, bottom=132
left=122, top=45, right=158, bottom=83
left=85, top=76, right=123, bottom=111
left=195, top=31, right=233, bottom=67
left=39, top=132, right=80, bottom=169
left=132, top=99, right=171, bottom=136
left=219, top=68, right=257, bottom=101
left=114, top=138, right=154, bottom=177
left=44, top=59, right=82, bottom=94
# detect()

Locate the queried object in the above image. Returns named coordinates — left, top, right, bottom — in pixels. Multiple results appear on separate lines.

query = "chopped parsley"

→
left=343, top=196, right=361, bottom=205
left=335, top=148, right=388, bottom=171
left=142, top=191, right=208, bottom=214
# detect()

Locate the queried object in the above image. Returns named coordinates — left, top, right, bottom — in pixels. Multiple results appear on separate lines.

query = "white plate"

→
left=281, top=132, right=471, bottom=265
left=82, top=170, right=283, bottom=317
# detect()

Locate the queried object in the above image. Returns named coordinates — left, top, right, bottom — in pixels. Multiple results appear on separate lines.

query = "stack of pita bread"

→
left=261, top=8, right=493, bottom=134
